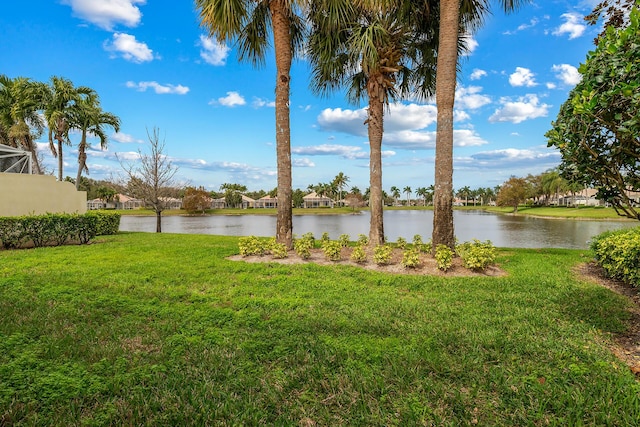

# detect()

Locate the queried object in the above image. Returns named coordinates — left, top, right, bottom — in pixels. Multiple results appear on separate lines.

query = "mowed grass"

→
left=1, top=233, right=639, bottom=426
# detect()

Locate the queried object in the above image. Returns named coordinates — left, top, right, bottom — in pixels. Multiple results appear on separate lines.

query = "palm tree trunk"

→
left=57, top=139, right=64, bottom=181
left=270, top=0, right=293, bottom=249
left=76, top=133, right=87, bottom=190
left=432, top=0, right=460, bottom=251
left=367, top=79, right=385, bottom=246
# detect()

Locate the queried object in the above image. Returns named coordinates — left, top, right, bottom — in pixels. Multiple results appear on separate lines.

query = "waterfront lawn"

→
left=484, top=205, right=631, bottom=220
left=1, top=233, right=639, bottom=425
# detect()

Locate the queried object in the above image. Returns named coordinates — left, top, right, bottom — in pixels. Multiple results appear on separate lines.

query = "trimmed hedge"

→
left=0, top=211, right=120, bottom=250
left=590, top=226, right=640, bottom=287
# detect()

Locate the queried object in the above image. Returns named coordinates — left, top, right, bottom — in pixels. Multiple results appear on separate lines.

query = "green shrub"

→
left=435, top=244, right=453, bottom=271
left=294, top=238, right=313, bottom=260
left=87, top=211, right=121, bottom=235
left=591, top=227, right=640, bottom=287
left=322, top=240, right=342, bottom=261
left=320, top=232, right=330, bottom=243
left=0, top=217, right=27, bottom=249
left=401, top=248, right=421, bottom=268
left=412, top=234, right=423, bottom=248
left=68, top=214, right=97, bottom=244
left=238, top=236, right=267, bottom=256
left=0, top=213, right=100, bottom=249
left=271, top=242, right=288, bottom=259
left=396, top=236, right=407, bottom=249
left=301, top=232, right=315, bottom=244
left=338, top=234, right=350, bottom=247
left=456, top=239, right=497, bottom=271
left=350, top=245, right=367, bottom=263
left=357, top=234, right=369, bottom=246
left=373, top=244, right=392, bottom=265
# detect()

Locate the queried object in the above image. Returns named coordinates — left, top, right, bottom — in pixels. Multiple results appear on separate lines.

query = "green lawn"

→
left=1, top=233, right=639, bottom=425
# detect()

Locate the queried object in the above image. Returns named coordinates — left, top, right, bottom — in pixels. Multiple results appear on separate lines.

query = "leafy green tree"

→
left=43, top=76, right=94, bottom=181
left=547, top=7, right=640, bottom=220
left=196, top=0, right=306, bottom=249
left=292, top=188, right=305, bottom=208
left=496, top=176, right=530, bottom=213
left=308, top=0, right=440, bottom=244
left=586, top=0, right=635, bottom=43
left=432, top=0, right=530, bottom=250
left=67, top=93, right=120, bottom=189
left=220, top=183, right=248, bottom=208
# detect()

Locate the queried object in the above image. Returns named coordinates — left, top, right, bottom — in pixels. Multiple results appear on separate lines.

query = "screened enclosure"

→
left=0, top=144, right=32, bottom=174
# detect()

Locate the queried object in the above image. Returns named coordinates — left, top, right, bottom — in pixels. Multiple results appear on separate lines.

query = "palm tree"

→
left=196, top=0, right=306, bottom=249
left=43, top=76, right=94, bottom=181
left=415, top=187, right=427, bottom=206
left=457, top=185, right=471, bottom=206
left=390, top=186, right=401, bottom=206
left=332, top=171, right=350, bottom=206
left=68, top=93, right=121, bottom=189
left=0, top=75, right=46, bottom=174
left=308, top=0, right=440, bottom=245
left=403, top=185, right=412, bottom=205
left=432, top=0, right=529, bottom=250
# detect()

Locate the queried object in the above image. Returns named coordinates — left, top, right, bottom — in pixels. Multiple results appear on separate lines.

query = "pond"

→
left=119, top=210, right=637, bottom=249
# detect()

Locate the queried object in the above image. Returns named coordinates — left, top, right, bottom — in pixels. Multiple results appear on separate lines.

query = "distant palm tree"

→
left=415, top=187, right=428, bottom=206
left=390, top=186, right=401, bottom=206
left=43, top=76, right=93, bottom=181
left=403, top=186, right=412, bottom=205
left=0, top=75, right=46, bottom=174
left=68, top=93, right=120, bottom=189
left=332, top=172, right=350, bottom=206
left=196, top=0, right=306, bottom=249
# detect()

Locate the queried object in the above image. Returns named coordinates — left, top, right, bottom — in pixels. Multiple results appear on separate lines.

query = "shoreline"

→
left=112, top=206, right=637, bottom=222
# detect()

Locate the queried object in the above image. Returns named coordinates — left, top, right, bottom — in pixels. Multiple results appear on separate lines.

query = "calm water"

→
left=119, top=210, right=636, bottom=249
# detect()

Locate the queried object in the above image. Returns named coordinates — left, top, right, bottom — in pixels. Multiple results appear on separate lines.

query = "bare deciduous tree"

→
left=118, top=127, right=178, bottom=233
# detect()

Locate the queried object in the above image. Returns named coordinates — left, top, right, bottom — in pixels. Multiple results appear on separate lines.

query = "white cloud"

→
left=456, top=86, right=491, bottom=110
left=509, top=67, right=537, bottom=87
left=553, top=13, right=586, bottom=39
left=489, top=94, right=550, bottom=124
left=469, top=69, right=487, bottom=80
left=104, top=33, right=154, bottom=63
left=125, top=81, right=189, bottom=94
left=213, top=91, right=246, bottom=107
left=111, top=132, right=144, bottom=143
left=456, top=147, right=561, bottom=171
left=252, top=97, right=275, bottom=108
left=292, top=158, right=315, bottom=167
left=552, top=64, right=582, bottom=86
left=62, top=0, right=145, bottom=30
left=292, top=144, right=395, bottom=160
left=383, top=129, right=488, bottom=150
left=461, top=33, right=479, bottom=56
left=503, top=18, right=540, bottom=35
left=546, top=82, right=557, bottom=89
left=199, top=35, right=230, bottom=66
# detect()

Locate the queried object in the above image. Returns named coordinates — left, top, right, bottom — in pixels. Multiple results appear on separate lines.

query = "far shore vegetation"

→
left=107, top=204, right=636, bottom=221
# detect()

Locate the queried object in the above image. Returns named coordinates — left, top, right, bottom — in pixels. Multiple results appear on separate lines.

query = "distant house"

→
left=240, top=195, right=255, bottom=209
left=160, top=197, right=183, bottom=210
left=211, top=197, right=226, bottom=209
left=210, top=194, right=255, bottom=209
left=255, top=195, right=277, bottom=208
left=303, top=192, right=333, bottom=208
left=87, top=193, right=144, bottom=210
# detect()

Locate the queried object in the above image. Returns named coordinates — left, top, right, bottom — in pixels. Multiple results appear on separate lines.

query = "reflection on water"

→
left=120, top=210, right=636, bottom=249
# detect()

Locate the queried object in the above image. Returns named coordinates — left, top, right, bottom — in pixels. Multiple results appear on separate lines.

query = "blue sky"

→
left=1, top=0, right=603, bottom=193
